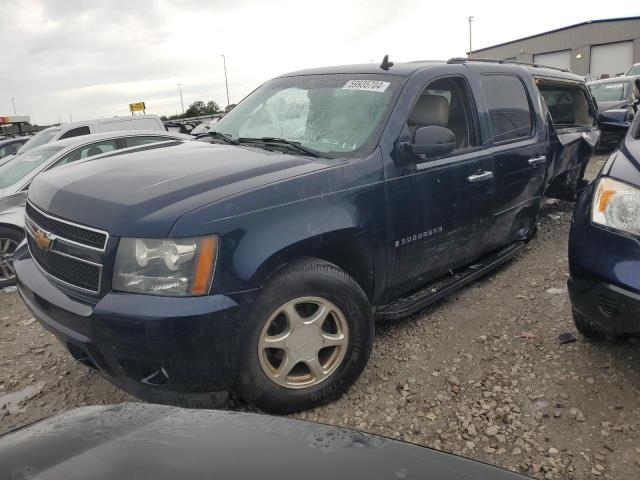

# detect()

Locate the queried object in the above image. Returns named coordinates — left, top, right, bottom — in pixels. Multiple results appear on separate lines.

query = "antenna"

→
left=380, top=54, right=394, bottom=71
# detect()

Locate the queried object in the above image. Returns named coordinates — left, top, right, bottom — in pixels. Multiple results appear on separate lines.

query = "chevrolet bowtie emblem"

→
left=34, top=228, right=54, bottom=251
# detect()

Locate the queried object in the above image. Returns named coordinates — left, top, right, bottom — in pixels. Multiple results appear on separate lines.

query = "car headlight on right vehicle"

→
left=592, top=177, right=640, bottom=236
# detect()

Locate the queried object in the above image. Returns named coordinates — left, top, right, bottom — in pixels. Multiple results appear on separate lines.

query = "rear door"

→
left=478, top=72, right=548, bottom=251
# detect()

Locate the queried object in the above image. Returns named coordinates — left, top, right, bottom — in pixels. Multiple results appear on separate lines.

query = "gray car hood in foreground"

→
left=0, top=403, right=528, bottom=480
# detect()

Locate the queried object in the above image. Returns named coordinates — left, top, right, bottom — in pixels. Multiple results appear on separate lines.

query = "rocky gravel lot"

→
left=2, top=154, right=639, bottom=479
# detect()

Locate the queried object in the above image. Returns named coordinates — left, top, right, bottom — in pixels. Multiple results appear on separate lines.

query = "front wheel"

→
left=0, top=227, right=23, bottom=288
left=235, top=260, right=374, bottom=413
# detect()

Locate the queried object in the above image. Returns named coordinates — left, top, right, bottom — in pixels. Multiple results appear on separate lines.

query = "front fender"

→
left=169, top=152, right=387, bottom=296
left=210, top=185, right=385, bottom=295
left=0, top=192, right=27, bottom=231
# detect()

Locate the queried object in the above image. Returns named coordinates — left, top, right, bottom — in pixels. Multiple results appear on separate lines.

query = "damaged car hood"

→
left=27, top=141, right=331, bottom=237
left=0, top=403, right=527, bottom=480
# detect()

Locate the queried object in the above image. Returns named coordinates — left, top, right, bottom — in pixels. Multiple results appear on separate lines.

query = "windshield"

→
left=213, top=74, right=401, bottom=157
left=589, top=82, right=629, bottom=102
left=0, top=145, right=64, bottom=188
left=17, top=128, right=62, bottom=154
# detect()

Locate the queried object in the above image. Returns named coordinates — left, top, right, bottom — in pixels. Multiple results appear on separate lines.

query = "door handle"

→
left=467, top=171, right=494, bottom=183
left=528, top=156, right=546, bottom=166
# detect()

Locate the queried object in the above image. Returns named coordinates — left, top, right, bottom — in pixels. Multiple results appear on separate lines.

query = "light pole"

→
left=11, top=98, right=16, bottom=115
left=177, top=83, right=185, bottom=114
left=221, top=54, right=230, bottom=110
left=468, top=16, right=474, bottom=54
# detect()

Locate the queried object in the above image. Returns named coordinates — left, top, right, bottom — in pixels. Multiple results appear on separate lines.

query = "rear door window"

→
left=123, top=136, right=173, bottom=147
left=55, top=139, right=118, bottom=166
left=538, top=82, right=595, bottom=129
left=481, top=75, right=534, bottom=143
left=59, top=126, right=90, bottom=139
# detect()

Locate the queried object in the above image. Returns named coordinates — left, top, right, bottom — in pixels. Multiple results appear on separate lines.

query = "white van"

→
left=16, top=115, right=166, bottom=154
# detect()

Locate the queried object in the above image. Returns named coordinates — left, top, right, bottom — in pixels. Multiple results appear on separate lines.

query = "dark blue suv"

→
left=14, top=59, right=599, bottom=413
left=569, top=112, right=640, bottom=339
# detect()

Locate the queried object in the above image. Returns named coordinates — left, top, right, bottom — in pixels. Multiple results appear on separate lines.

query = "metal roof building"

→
left=468, top=17, right=640, bottom=78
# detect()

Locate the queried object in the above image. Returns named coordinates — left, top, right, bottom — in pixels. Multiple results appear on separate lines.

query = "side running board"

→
left=376, top=242, right=524, bottom=321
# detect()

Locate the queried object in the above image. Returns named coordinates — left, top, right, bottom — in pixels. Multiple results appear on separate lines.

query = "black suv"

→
left=14, top=58, right=599, bottom=413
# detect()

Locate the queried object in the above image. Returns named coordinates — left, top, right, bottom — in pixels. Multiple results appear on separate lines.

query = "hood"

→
left=0, top=403, right=527, bottom=480
left=28, top=141, right=330, bottom=237
left=597, top=99, right=630, bottom=114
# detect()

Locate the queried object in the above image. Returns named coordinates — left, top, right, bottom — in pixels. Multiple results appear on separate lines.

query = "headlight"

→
left=113, top=236, right=218, bottom=296
left=592, top=177, right=640, bottom=236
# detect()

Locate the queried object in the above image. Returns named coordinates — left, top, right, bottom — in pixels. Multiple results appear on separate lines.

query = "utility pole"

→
left=221, top=54, right=230, bottom=110
left=468, top=16, right=474, bottom=54
left=176, top=83, right=185, bottom=115
left=11, top=98, right=16, bottom=115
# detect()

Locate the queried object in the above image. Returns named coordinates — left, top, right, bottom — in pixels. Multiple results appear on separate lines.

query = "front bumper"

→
left=14, top=243, right=257, bottom=406
left=568, top=275, right=640, bottom=335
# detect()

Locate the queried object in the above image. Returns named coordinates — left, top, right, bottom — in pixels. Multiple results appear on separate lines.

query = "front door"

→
left=384, top=74, right=494, bottom=299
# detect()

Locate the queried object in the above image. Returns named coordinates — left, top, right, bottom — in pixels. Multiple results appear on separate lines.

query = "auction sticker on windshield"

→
left=342, top=80, right=390, bottom=93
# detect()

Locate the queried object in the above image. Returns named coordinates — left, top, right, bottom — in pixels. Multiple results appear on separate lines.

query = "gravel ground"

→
left=2, top=154, right=639, bottom=479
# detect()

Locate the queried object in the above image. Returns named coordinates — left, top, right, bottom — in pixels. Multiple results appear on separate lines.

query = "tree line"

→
left=162, top=100, right=235, bottom=121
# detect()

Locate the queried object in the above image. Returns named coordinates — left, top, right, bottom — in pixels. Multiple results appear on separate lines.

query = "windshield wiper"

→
left=237, top=137, right=321, bottom=158
left=197, top=131, right=239, bottom=145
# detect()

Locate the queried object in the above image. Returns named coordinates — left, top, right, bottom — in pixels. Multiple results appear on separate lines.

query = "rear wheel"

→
left=236, top=260, right=373, bottom=413
left=0, top=227, right=23, bottom=288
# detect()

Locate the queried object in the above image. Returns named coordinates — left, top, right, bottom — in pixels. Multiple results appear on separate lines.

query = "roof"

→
left=471, top=16, right=640, bottom=54
left=278, top=59, right=586, bottom=82
left=0, top=136, right=29, bottom=146
left=279, top=61, right=448, bottom=77
left=588, top=75, right=640, bottom=86
left=31, top=130, right=190, bottom=151
left=41, top=114, right=161, bottom=131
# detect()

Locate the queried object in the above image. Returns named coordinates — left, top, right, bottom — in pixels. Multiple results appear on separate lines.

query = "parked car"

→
left=0, top=403, right=527, bottom=480
left=626, top=63, right=640, bottom=76
left=16, top=115, right=166, bottom=155
left=0, top=136, right=29, bottom=160
left=190, top=116, right=223, bottom=135
left=588, top=76, right=640, bottom=149
left=14, top=58, right=598, bottom=413
left=568, top=111, right=640, bottom=339
left=0, top=131, right=190, bottom=287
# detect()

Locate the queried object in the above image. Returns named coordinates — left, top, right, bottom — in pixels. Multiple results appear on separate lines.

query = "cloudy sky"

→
left=1, top=0, right=637, bottom=125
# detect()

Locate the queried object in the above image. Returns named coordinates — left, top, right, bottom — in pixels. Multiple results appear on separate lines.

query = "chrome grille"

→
left=27, top=235, right=101, bottom=292
left=26, top=202, right=108, bottom=251
left=25, top=203, right=105, bottom=293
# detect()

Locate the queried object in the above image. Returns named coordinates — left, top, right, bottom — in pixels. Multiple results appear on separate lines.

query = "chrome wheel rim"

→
left=0, top=237, right=18, bottom=283
left=258, top=296, right=349, bottom=389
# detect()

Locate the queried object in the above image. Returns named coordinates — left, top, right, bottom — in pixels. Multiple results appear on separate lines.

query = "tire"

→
left=235, top=259, right=374, bottom=414
left=0, top=226, right=24, bottom=288
left=572, top=308, right=605, bottom=340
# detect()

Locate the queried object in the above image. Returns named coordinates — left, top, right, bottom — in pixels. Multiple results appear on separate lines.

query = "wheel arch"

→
left=250, top=228, right=378, bottom=301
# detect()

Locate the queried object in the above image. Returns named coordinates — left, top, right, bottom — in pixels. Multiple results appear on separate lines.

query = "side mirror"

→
left=408, top=126, right=456, bottom=160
